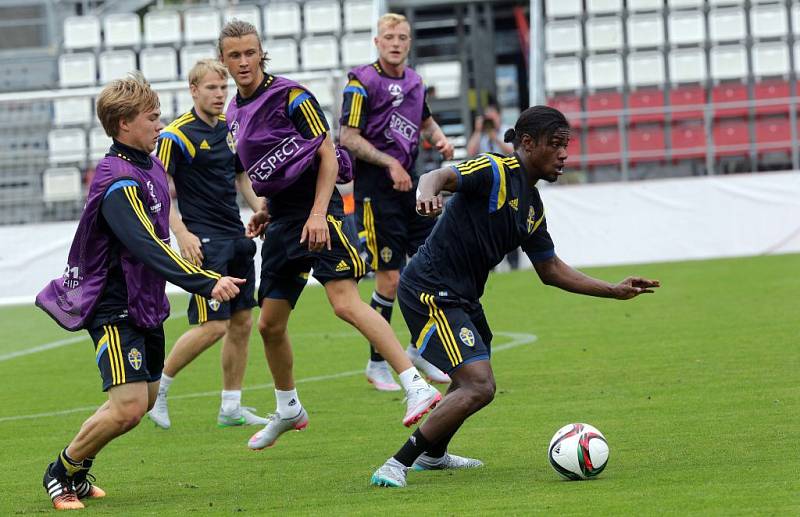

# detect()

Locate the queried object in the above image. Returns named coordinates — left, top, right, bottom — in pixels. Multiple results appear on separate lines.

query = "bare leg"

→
left=162, top=320, right=227, bottom=377
left=221, top=309, right=253, bottom=390
left=257, top=298, right=294, bottom=390
left=375, top=269, right=400, bottom=300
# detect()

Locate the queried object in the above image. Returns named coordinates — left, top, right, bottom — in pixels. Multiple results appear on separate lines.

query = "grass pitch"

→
left=1, top=254, right=798, bottom=515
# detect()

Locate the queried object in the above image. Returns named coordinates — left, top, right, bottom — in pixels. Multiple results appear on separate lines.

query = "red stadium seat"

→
left=628, top=89, right=665, bottom=125
left=547, top=95, right=583, bottom=128
left=713, top=119, right=750, bottom=157
left=755, top=116, right=791, bottom=154
left=670, top=122, right=706, bottom=159
left=566, top=129, right=582, bottom=163
left=669, top=85, right=705, bottom=122
left=627, top=125, right=666, bottom=164
left=586, top=92, right=623, bottom=127
left=586, top=127, right=620, bottom=165
left=712, top=83, right=749, bottom=119
left=754, top=80, right=790, bottom=117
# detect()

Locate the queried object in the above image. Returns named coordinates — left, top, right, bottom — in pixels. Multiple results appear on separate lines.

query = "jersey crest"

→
left=459, top=327, right=475, bottom=347
left=128, top=348, right=143, bottom=370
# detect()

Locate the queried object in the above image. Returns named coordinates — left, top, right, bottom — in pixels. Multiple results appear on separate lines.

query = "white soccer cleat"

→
left=247, top=408, right=309, bottom=450
left=410, top=353, right=451, bottom=384
left=402, top=384, right=442, bottom=427
left=148, top=392, right=171, bottom=429
left=370, top=460, right=408, bottom=488
left=412, top=452, right=484, bottom=471
left=217, top=406, right=269, bottom=427
left=366, top=360, right=402, bottom=392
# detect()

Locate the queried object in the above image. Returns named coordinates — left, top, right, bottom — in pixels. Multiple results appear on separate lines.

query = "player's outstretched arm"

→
left=421, top=116, right=454, bottom=160
left=534, top=255, right=660, bottom=300
left=415, top=166, right=459, bottom=217
left=339, top=125, right=411, bottom=191
left=210, top=276, right=246, bottom=302
left=301, top=133, right=336, bottom=252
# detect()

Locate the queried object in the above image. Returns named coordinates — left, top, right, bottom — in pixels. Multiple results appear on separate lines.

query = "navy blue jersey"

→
left=156, top=108, right=245, bottom=239
left=403, top=153, right=556, bottom=303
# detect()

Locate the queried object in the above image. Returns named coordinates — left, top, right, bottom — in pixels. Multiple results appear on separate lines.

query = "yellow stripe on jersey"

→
left=112, top=325, right=125, bottom=384
left=454, top=156, right=491, bottom=176
left=157, top=138, right=173, bottom=170
left=362, top=199, right=379, bottom=270
left=217, top=113, right=226, bottom=121
left=348, top=90, right=364, bottom=127
left=327, top=215, right=366, bottom=277
left=299, top=99, right=326, bottom=137
left=161, top=126, right=196, bottom=159
left=101, top=326, right=116, bottom=384
left=420, top=294, right=462, bottom=367
left=195, top=294, right=207, bottom=323
left=531, top=208, right=546, bottom=233
left=485, top=154, right=508, bottom=211
left=503, top=156, right=520, bottom=169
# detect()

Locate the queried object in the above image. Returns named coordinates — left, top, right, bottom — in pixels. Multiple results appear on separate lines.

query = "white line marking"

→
left=0, top=331, right=536, bottom=424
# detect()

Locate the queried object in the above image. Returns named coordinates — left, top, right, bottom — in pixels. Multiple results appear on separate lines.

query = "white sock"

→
left=221, top=390, right=241, bottom=413
left=398, top=367, right=427, bottom=391
left=406, top=344, right=420, bottom=359
left=275, top=388, right=301, bottom=417
left=159, top=373, right=174, bottom=394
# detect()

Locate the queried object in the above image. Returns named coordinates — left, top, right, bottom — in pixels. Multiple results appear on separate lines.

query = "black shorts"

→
left=356, top=191, right=436, bottom=271
left=397, top=279, right=493, bottom=374
left=87, top=321, right=165, bottom=392
left=187, top=237, right=257, bottom=324
left=258, top=214, right=367, bottom=308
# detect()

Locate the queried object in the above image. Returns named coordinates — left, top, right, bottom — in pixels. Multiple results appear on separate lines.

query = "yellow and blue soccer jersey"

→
left=403, top=153, right=555, bottom=303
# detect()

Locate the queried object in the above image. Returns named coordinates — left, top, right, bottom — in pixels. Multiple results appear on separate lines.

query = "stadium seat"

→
left=301, top=77, right=336, bottom=109
left=43, top=167, right=83, bottom=203
left=224, top=5, right=262, bottom=33
left=710, top=45, right=747, bottom=82
left=668, top=11, right=705, bottom=46
left=58, top=53, right=97, bottom=87
left=547, top=95, right=583, bottom=128
left=587, top=0, right=622, bottom=15
left=158, top=91, right=176, bottom=120
left=670, top=123, right=707, bottom=160
left=184, top=8, right=221, bottom=44
left=668, top=0, right=703, bottom=8
left=415, top=62, right=462, bottom=99
left=628, top=52, right=665, bottom=88
left=265, top=39, right=299, bottom=73
left=304, top=1, right=342, bottom=34
left=264, top=2, right=302, bottom=38
left=344, top=0, right=374, bottom=32
left=670, top=85, right=706, bottom=122
left=341, top=33, right=374, bottom=68
left=712, top=83, right=748, bottom=119
left=708, top=0, right=744, bottom=6
left=628, top=0, right=663, bottom=12
left=712, top=119, right=750, bottom=157
left=301, top=36, right=339, bottom=70
left=103, top=13, right=141, bottom=48
left=176, top=90, right=194, bottom=115
left=586, top=92, right=622, bottom=127
left=628, top=89, right=665, bottom=125
left=755, top=116, right=791, bottom=154
left=544, top=57, right=582, bottom=93
left=709, top=9, right=746, bottom=44
left=63, top=15, right=101, bottom=50
left=586, top=127, right=621, bottom=166
left=752, top=43, right=790, bottom=80
left=586, top=17, right=623, bottom=52
left=180, top=45, right=216, bottom=79
left=143, top=11, right=181, bottom=46
left=545, top=0, right=582, bottom=19
left=48, top=129, right=87, bottom=165
left=99, top=50, right=137, bottom=84
left=586, top=55, right=623, bottom=91
left=750, top=5, right=789, bottom=40
left=53, top=97, right=92, bottom=127
left=669, top=48, right=706, bottom=84
left=89, top=127, right=112, bottom=161
left=545, top=21, right=582, bottom=55
left=628, top=125, right=666, bottom=164
left=794, top=5, right=800, bottom=36
left=627, top=15, right=664, bottom=49
left=140, top=47, right=178, bottom=83
left=753, top=80, right=790, bottom=117
left=566, top=129, right=582, bottom=160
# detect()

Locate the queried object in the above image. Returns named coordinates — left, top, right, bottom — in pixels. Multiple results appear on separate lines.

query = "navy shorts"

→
left=188, top=237, right=257, bottom=324
left=397, top=279, right=493, bottom=374
left=259, top=214, right=367, bottom=308
left=87, top=321, right=165, bottom=392
left=356, top=191, right=436, bottom=271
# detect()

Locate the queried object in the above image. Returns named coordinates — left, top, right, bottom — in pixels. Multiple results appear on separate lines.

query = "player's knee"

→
left=469, top=378, right=496, bottom=409
left=331, top=298, right=358, bottom=324
left=203, top=320, right=227, bottom=342
left=112, top=400, right=147, bottom=432
left=258, top=316, right=287, bottom=343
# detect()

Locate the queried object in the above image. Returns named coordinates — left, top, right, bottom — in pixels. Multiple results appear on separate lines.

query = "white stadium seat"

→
left=344, top=0, right=374, bottom=32
left=177, top=90, right=194, bottom=114
left=668, top=0, right=703, bottom=8
left=89, top=127, right=113, bottom=161
left=709, top=0, right=744, bottom=6
left=156, top=91, right=176, bottom=120
left=628, top=52, right=665, bottom=87
left=184, top=8, right=221, bottom=44
left=63, top=15, right=101, bottom=50
left=48, top=129, right=87, bottom=165
left=99, top=50, right=136, bottom=84
left=545, top=21, right=582, bottom=55
left=341, top=33, right=374, bottom=67
left=415, top=62, right=462, bottom=99
left=586, top=17, right=623, bottom=52
left=43, top=167, right=83, bottom=203
left=143, top=11, right=181, bottom=46
left=59, top=53, right=96, bottom=87
left=544, top=57, right=582, bottom=93
left=794, top=5, right=800, bottom=36
left=750, top=6, right=788, bottom=40
left=587, top=0, right=622, bottom=15
left=54, top=97, right=92, bottom=127
left=103, top=13, right=141, bottom=48
left=301, top=36, right=339, bottom=70
left=709, top=9, right=746, bottom=43
left=264, top=2, right=302, bottom=38
left=224, top=5, right=262, bottom=33
left=586, top=54, right=623, bottom=90
left=545, top=0, right=582, bottom=19
left=627, top=15, right=665, bottom=49
left=300, top=77, right=336, bottom=108
left=752, top=43, right=790, bottom=79
left=140, top=47, right=178, bottom=83
left=710, top=45, right=747, bottom=82
left=304, top=1, right=342, bottom=34
left=628, top=0, right=663, bottom=11
left=669, top=48, right=707, bottom=84
left=180, top=45, right=216, bottom=79
left=668, top=11, right=705, bottom=46
left=264, top=39, right=299, bottom=73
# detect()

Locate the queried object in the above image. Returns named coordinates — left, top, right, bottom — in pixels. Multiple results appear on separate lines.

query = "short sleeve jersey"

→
left=403, top=153, right=556, bottom=303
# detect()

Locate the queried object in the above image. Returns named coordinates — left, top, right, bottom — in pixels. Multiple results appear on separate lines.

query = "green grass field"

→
left=2, top=254, right=799, bottom=515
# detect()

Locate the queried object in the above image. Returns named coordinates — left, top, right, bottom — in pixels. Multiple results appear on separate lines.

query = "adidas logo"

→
left=335, top=260, right=350, bottom=272
left=199, top=139, right=210, bottom=150
left=509, top=198, right=519, bottom=211
left=288, top=399, right=297, bottom=406
left=412, top=374, right=421, bottom=381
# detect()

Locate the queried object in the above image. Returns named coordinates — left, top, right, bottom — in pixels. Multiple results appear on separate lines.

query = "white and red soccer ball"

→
left=548, top=423, right=609, bottom=480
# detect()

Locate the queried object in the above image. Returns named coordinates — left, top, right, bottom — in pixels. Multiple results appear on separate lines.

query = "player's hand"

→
left=416, top=193, right=444, bottom=217
left=210, top=276, right=245, bottom=302
left=246, top=210, right=270, bottom=240
left=612, top=277, right=660, bottom=299
left=176, top=230, right=203, bottom=266
left=300, top=212, right=331, bottom=252
left=388, top=160, right=412, bottom=192
left=435, top=136, right=454, bottom=160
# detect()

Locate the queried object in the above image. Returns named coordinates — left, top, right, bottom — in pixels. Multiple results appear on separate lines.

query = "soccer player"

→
left=370, top=106, right=660, bottom=487
left=147, top=59, right=267, bottom=430
left=339, top=13, right=454, bottom=391
left=218, top=20, right=441, bottom=451
left=35, top=73, right=243, bottom=509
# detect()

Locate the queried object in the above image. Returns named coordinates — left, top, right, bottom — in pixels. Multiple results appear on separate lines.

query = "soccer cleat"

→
left=147, top=392, right=170, bottom=429
left=73, top=472, right=106, bottom=499
left=412, top=452, right=484, bottom=471
left=217, top=406, right=269, bottom=427
left=410, top=354, right=451, bottom=384
left=43, top=462, right=84, bottom=510
left=365, top=360, right=402, bottom=391
left=247, top=408, right=309, bottom=450
left=402, top=384, right=442, bottom=427
left=370, top=460, right=408, bottom=488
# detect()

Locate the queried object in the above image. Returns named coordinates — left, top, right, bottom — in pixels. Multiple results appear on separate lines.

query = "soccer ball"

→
left=548, top=423, right=609, bottom=480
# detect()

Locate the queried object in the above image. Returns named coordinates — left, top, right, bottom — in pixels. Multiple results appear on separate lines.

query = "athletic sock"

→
left=406, top=343, right=420, bottom=359
left=275, top=388, right=301, bottom=417
left=81, top=456, right=95, bottom=471
left=158, top=373, right=174, bottom=394
left=393, top=428, right=431, bottom=467
left=424, top=427, right=459, bottom=459
left=398, top=367, right=427, bottom=392
left=221, top=390, right=242, bottom=414
left=52, top=447, right=83, bottom=478
left=369, top=291, right=394, bottom=362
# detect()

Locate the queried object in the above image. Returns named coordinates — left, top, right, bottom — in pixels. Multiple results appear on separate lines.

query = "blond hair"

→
left=188, top=58, right=228, bottom=86
left=218, top=19, right=269, bottom=69
left=96, top=71, right=159, bottom=138
left=377, top=13, right=409, bottom=32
